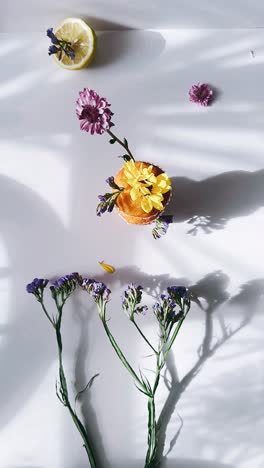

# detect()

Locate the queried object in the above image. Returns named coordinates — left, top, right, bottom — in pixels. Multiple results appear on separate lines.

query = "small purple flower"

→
left=152, top=215, right=173, bottom=240
left=26, top=278, right=49, bottom=295
left=122, top=284, right=146, bottom=320
left=68, top=50, right=75, bottom=60
left=48, top=45, right=59, bottom=56
left=46, top=27, right=75, bottom=61
left=81, top=278, right=111, bottom=303
left=167, top=286, right=187, bottom=299
left=76, top=89, right=114, bottom=135
left=96, top=188, right=123, bottom=217
left=50, top=272, right=81, bottom=295
left=153, top=293, right=183, bottom=328
left=106, top=176, right=120, bottom=190
left=46, top=28, right=59, bottom=45
left=189, top=83, right=213, bottom=106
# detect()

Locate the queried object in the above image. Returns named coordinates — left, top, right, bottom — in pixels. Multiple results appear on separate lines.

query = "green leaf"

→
left=135, top=384, right=152, bottom=397
left=109, top=138, right=116, bottom=144
left=123, top=138, right=128, bottom=147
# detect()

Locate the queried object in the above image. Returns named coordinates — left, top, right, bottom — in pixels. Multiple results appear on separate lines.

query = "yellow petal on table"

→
left=99, top=261, right=115, bottom=274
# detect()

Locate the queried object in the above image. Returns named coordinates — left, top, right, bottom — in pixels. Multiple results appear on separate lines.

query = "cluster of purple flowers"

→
left=153, top=286, right=188, bottom=328
left=26, top=278, right=49, bottom=295
left=167, top=286, right=187, bottom=299
left=50, top=272, right=82, bottom=296
left=81, top=278, right=111, bottom=303
left=47, top=28, right=75, bottom=61
left=122, top=284, right=148, bottom=320
left=96, top=177, right=123, bottom=217
left=152, top=215, right=173, bottom=240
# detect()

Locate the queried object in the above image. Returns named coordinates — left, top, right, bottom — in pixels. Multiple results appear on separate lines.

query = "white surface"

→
left=0, top=29, right=264, bottom=468
left=1, top=0, right=264, bottom=31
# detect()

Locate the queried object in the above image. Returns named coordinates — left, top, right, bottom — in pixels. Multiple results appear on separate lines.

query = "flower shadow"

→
left=165, top=169, right=264, bottom=235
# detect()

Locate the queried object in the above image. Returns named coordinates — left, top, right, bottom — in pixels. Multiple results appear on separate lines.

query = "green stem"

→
left=40, top=300, right=55, bottom=328
left=145, top=396, right=157, bottom=468
left=107, top=129, right=135, bottom=161
left=163, top=304, right=191, bottom=362
left=55, top=322, right=97, bottom=468
left=102, top=318, right=148, bottom=393
left=132, top=319, right=158, bottom=355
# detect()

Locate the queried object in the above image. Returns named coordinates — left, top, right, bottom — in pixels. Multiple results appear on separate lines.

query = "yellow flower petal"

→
left=99, top=261, right=115, bottom=273
left=141, top=197, right=153, bottom=213
left=130, top=185, right=141, bottom=201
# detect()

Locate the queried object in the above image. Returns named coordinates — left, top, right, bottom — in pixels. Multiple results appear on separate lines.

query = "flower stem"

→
left=107, top=129, right=135, bottom=161
left=55, top=323, right=97, bottom=468
left=132, top=319, right=158, bottom=355
left=101, top=317, right=148, bottom=393
left=40, top=300, right=55, bottom=328
left=145, top=396, right=157, bottom=468
left=163, top=302, right=191, bottom=362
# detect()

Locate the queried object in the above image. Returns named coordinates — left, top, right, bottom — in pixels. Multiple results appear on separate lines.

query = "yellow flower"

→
left=121, top=160, right=171, bottom=213
left=123, top=160, right=156, bottom=187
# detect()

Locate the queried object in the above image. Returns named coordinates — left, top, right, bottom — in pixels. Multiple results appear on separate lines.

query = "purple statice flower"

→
left=46, top=28, right=59, bottom=44
left=153, top=293, right=183, bottom=328
left=106, top=176, right=120, bottom=190
left=50, top=272, right=81, bottom=296
left=96, top=185, right=123, bottom=217
left=189, top=83, right=213, bottom=106
left=152, top=215, right=173, bottom=240
left=122, top=284, right=147, bottom=320
left=76, top=89, right=114, bottom=135
left=26, top=278, right=49, bottom=296
left=81, top=278, right=111, bottom=303
left=48, top=45, right=59, bottom=56
left=46, top=27, right=75, bottom=61
left=167, top=286, right=187, bottom=299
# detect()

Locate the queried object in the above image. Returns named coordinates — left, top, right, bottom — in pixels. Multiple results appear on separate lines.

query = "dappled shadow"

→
left=165, top=169, right=264, bottom=235
left=156, top=272, right=264, bottom=467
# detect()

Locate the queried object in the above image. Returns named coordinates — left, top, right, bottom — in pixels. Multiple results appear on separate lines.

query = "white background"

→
left=0, top=7, right=264, bottom=468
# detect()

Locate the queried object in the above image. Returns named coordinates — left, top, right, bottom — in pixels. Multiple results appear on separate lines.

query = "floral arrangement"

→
left=76, top=88, right=173, bottom=238
left=27, top=274, right=191, bottom=468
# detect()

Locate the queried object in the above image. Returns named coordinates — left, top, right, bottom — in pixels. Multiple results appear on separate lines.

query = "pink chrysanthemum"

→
left=189, top=83, right=213, bottom=106
left=76, top=89, right=114, bottom=135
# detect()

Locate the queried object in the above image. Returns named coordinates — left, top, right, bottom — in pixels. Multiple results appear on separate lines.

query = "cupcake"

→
left=114, top=160, right=171, bottom=225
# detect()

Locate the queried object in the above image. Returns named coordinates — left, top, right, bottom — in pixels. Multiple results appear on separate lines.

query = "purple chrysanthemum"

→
left=189, top=83, right=213, bottom=106
left=76, top=89, right=114, bottom=135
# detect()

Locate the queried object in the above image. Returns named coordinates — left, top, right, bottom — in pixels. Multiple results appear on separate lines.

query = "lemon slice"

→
left=54, top=18, right=96, bottom=70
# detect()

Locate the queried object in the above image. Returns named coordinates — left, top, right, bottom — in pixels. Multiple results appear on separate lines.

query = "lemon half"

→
left=54, top=18, right=96, bottom=70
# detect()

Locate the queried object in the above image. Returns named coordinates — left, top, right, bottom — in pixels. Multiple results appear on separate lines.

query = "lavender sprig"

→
left=47, top=27, right=75, bottom=61
left=96, top=177, right=123, bottom=217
